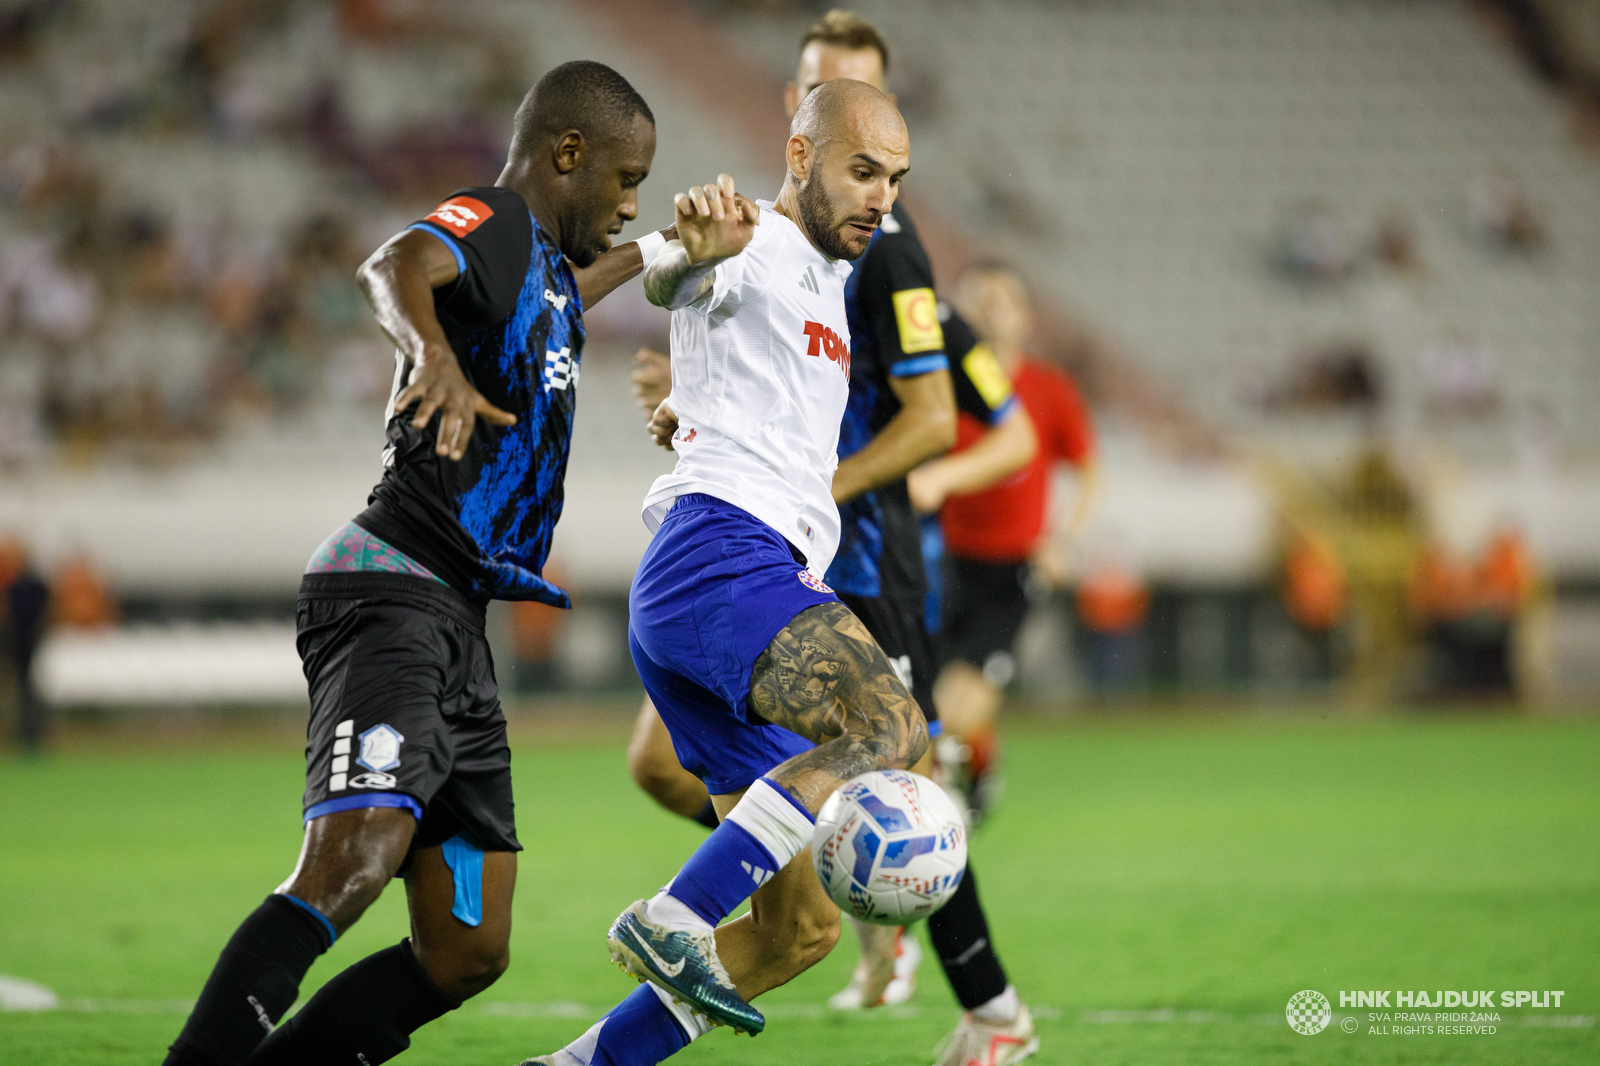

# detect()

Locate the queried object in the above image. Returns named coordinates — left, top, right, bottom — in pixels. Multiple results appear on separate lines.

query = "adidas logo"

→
left=798, top=265, right=819, bottom=293
left=741, top=860, right=774, bottom=887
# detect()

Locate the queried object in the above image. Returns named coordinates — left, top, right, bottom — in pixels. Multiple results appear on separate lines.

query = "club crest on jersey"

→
left=358, top=724, right=404, bottom=773
left=798, top=569, right=833, bottom=594
left=802, top=320, right=850, bottom=377
left=543, top=346, right=577, bottom=392
left=424, top=196, right=493, bottom=237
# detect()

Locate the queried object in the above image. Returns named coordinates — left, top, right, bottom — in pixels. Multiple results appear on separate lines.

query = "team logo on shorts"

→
left=358, top=724, right=404, bottom=773
left=798, top=569, right=833, bottom=594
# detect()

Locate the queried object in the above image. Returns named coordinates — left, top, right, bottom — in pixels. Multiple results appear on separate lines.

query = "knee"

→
left=416, top=934, right=511, bottom=1002
left=627, top=743, right=676, bottom=803
left=900, top=714, right=930, bottom=770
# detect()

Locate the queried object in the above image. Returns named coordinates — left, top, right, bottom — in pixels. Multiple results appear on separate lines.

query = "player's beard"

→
left=798, top=172, right=876, bottom=261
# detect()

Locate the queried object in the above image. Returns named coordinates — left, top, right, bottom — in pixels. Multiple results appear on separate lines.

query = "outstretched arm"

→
left=906, top=405, right=1038, bottom=514
left=571, top=226, right=676, bottom=308
left=357, top=229, right=516, bottom=461
left=832, top=369, right=958, bottom=504
left=643, top=174, right=759, bottom=310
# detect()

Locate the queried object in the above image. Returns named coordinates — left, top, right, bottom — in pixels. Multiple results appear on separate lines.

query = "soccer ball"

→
left=811, top=769, right=967, bottom=925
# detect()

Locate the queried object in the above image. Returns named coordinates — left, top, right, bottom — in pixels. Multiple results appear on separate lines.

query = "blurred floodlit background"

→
left=3, top=0, right=1600, bottom=736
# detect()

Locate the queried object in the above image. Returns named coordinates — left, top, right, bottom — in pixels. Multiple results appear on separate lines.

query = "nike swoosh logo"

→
left=633, top=929, right=687, bottom=979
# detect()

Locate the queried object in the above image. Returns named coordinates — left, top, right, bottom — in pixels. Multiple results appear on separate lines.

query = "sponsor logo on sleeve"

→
left=802, top=321, right=851, bottom=377
left=891, top=287, right=944, bottom=354
left=962, top=343, right=1015, bottom=409
left=424, top=196, right=494, bottom=237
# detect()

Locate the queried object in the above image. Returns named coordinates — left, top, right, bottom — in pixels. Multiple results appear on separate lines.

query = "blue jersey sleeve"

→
left=407, top=186, right=533, bottom=329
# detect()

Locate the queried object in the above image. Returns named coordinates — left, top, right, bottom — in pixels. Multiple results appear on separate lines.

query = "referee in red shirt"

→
left=910, top=261, right=1097, bottom=818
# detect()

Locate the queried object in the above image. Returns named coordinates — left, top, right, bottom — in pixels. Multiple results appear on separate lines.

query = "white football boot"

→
left=826, top=922, right=922, bottom=1009
left=932, top=1002, right=1039, bottom=1066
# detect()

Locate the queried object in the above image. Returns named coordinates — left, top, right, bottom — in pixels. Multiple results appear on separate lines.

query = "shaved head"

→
left=789, top=77, right=903, bottom=159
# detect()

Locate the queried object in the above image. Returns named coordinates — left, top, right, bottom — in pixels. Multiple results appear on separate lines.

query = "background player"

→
left=163, top=62, right=661, bottom=1066
left=920, top=260, right=1098, bottom=823
left=625, top=14, right=1044, bottom=1066
left=525, top=80, right=920, bottom=1065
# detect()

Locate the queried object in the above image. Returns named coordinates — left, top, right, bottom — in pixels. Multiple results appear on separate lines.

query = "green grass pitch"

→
left=2, top=710, right=1597, bottom=1064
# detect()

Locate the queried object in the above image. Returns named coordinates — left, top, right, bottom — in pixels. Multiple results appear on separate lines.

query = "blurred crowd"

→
left=0, top=0, right=540, bottom=466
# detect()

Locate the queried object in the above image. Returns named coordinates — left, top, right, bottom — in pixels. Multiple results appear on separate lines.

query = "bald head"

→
left=789, top=77, right=904, bottom=158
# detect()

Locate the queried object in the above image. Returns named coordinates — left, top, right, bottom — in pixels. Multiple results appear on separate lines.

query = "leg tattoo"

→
left=750, top=602, right=928, bottom=809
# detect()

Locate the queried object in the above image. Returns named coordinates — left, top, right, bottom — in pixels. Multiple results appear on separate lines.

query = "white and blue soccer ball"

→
left=811, top=769, right=967, bottom=925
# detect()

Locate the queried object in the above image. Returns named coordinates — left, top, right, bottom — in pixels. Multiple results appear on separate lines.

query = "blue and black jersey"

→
left=356, top=186, right=584, bottom=606
left=826, top=206, right=1018, bottom=600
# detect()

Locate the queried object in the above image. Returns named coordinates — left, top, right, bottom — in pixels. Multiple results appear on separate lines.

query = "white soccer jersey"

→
left=642, top=200, right=854, bottom=575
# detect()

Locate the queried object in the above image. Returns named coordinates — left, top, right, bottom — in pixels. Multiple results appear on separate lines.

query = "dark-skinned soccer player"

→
left=165, top=61, right=668, bottom=1066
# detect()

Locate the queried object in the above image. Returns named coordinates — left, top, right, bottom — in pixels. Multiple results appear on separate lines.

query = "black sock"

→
left=691, top=798, right=720, bottom=830
left=246, top=939, right=459, bottom=1066
left=928, top=863, right=1010, bottom=1011
left=165, top=895, right=333, bottom=1066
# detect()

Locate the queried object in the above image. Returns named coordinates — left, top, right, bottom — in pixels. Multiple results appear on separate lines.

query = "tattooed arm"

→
left=747, top=602, right=929, bottom=813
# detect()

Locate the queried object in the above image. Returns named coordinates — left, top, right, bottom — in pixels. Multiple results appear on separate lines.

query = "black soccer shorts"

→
left=939, top=555, right=1031, bottom=688
left=837, top=591, right=940, bottom=729
left=296, top=573, right=520, bottom=853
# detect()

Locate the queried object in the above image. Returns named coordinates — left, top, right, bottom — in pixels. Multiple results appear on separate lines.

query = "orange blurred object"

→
left=1408, top=528, right=1536, bottom=625
left=509, top=564, right=566, bottom=665
left=51, top=554, right=118, bottom=628
left=1477, top=528, right=1535, bottom=618
left=1282, top=530, right=1348, bottom=631
left=0, top=535, right=25, bottom=587
left=1076, top=565, right=1149, bottom=634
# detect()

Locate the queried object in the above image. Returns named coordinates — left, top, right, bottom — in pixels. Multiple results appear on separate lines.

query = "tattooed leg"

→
left=748, top=601, right=929, bottom=814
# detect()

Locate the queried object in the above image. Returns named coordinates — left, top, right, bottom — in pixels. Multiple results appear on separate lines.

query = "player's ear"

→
left=785, top=134, right=813, bottom=184
left=553, top=130, right=583, bottom=175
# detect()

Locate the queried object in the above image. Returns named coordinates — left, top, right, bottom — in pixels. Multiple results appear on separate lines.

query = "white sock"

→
left=973, top=984, right=1020, bottom=1023
left=724, top=778, right=815, bottom=869
left=645, top=887, right=713, bottom=933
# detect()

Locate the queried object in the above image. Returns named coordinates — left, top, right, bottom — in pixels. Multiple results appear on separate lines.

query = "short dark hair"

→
left=799, top=10, right=889, bottom=74
left=511, top=60, right=653, bottom=155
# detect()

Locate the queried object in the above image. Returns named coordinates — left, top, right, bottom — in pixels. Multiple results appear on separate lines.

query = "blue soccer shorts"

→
left=628, top=493, right=839, bottom=795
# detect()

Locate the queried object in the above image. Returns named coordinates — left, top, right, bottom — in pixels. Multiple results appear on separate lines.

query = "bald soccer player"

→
left=625, top=13, right=1041, bottom=1066
left=522, top=80, right=918, bottom=1065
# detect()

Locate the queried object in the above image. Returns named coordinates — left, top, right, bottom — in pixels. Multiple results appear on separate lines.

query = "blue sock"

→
left=665, top=778, right=815, bottom=927
left=562, top=985, right=690, bottom=1066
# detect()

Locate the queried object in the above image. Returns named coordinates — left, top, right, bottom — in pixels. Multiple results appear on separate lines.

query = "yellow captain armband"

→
left=891, top=287, right=944, bottom=354
left=962, top=343, right=1015, bottom=409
